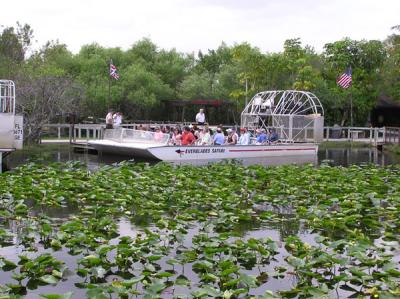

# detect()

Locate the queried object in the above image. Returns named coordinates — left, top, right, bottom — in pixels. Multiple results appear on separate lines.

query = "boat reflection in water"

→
left=167, top=155, right=318, bottom=167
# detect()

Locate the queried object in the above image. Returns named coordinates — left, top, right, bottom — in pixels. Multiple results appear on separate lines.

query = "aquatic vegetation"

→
left=0, top=161, right=399, bottom=298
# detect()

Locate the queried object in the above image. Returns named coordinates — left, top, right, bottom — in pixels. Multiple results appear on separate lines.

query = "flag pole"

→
left=350, top=92, right=353, bottom=127
left=108, top=59, right=111, bottom=110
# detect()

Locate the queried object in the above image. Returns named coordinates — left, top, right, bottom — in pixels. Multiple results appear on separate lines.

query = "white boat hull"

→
left=89, top=139, right=318, bottom=161
left=149, top=144, right=318, bottom=161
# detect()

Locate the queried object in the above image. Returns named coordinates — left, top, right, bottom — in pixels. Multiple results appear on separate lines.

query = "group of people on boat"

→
left=105, top=110, right=123, bottom=129
left=134, top=124, right=279, bottom=146
left=106, top=108, right=279, bottom=146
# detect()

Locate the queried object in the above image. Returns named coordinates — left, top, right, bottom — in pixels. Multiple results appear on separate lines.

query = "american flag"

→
left=337, top=68, right=352, bottom=89
left=109, top=63, right=120, bottom=80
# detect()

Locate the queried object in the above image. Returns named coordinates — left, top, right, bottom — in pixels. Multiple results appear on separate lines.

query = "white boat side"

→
left=89, top=137, right=318, bottom=161
left=147, top=143, right=318, bottom=161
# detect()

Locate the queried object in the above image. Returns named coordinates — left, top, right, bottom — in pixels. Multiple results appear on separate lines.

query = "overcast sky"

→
left=2, top=0, right=399, bottom=54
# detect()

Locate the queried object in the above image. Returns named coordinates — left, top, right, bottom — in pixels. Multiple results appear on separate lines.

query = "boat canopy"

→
left=241, top=90, right=324, bottom=143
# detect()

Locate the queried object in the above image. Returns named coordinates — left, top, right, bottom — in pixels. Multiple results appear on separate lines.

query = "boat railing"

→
left=104, top=128, right=170, bottom=145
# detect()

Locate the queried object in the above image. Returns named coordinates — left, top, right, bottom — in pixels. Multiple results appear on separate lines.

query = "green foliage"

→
left=0, top=161, right=400, bottom=297
left=0, top=23, right=399, bottom=126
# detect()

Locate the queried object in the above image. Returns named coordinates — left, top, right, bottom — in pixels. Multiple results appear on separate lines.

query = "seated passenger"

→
left=256, top=129, right=268, bottom=144
left=199, top=126, right=212, bottom=145
left=213, top=127, right=225, bottom=145
left=268, top=128, right=279, bottom=143
left=154, top=127, right=164, bottom=142
left=238, top=128, right=251, bottom=145
left=170, top=128, right=182, bottom=145
left=181, top=126, right=196, bottom=145
left=226, top=128, right=238, bottom=145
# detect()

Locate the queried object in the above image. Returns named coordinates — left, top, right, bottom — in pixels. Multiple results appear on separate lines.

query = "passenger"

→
left=181, top=126, right=196, bottom=145
left=226, top=128, right=238, bottom=145
left=105, top=110, right=114, bottom=129
left=170, top=128, right=182, bottom=145
left=256, top=129, right=268, bottom=144
left=268, top=128, right=279, bottom=143
left=238, top=128, right=251, bottom=145
left=113, top=112, right=122, bottom=128
left=154, top=127, right=164, bottom=142
left=199, top=126, right=212, bottom=145
left=213, top=127, right=225, bottom=145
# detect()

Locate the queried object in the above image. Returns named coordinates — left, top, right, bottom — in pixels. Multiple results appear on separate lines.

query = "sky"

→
left=1, top=0, right=399, bottom=54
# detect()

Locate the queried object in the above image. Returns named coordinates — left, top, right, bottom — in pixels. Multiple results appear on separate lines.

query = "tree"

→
left=0, top=23, right=33, bottom=78
left=16, top=74, right=83, bottom=143
left=380, top=26, right=400, bottom=101
left=178, top=72, right=213, bottom=100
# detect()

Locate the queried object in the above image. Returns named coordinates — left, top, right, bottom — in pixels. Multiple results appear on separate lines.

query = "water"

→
left=4, top=143, right=400, bottom=170
left=1, top=143, right=399, bottom=298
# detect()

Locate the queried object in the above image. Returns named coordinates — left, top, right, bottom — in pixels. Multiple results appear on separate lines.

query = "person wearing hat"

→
left=239, top=128, right=251, bottom=145
left=213, top=127, right=225, bottom=145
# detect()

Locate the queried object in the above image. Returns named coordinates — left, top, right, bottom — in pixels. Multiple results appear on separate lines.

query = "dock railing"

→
left=41, top=123, right=388, bottom=145
left=384, top=127, right=400, bottom=145
left=323, top=126, right=385, bottom=145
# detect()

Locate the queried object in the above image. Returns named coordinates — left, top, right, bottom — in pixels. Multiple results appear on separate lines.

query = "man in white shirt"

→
left=195, top=108, right=206, bottom=125
left=113, top=112, right=122, bottom=128
left=105, top=110, right=114, bottom=129
left=238, top=128, right=251, bottom=145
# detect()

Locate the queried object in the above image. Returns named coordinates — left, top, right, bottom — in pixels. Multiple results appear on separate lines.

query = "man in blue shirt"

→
left=268, top=128, right=279, bottom=142
left=213, top=127, right=225, bottom=145
left=256, top=129, right=268, bottom=144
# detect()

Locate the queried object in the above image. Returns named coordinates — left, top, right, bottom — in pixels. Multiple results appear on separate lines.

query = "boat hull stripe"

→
left=228, top=148, right=316, bottom=152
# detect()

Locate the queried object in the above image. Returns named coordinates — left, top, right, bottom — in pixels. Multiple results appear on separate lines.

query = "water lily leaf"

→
left=146, top=279, right=166, bottom=294
left=239, top=273, right=258, bottom=288
left=286, top=256, right=305, bottom=268
left=191, top=285, right=221, bottom=298
left=39, top=275, right=59, bottom=284
left=156, top=271, right=174, bottom=278
left=86, top=288, right=108, bottom=299
left=39, top=292, right=73, bottom=299
left=259, top=290, right=280, bottom=299
left=1, top=258, right=17, bottom=271
left=121, top=275, right=145, bottom=287
left=175, top=274, right=190, bottom=286
left=147, top=255, right=162, bottom=262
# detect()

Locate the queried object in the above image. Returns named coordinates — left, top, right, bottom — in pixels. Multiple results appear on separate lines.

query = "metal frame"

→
left=0, top=80, right=15, bottom=114
left=241, top=90, right=324, bottom=142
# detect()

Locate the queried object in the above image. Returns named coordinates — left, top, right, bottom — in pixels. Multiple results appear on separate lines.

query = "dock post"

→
left=369, top=128, right=372, bottom=144
left=347, top=128, right=351, bottom=141
left=78, top=128, right=81, bottom=139
left=374, top=128, right=378, bottom=146
left=69, top=124, right=72, bottom=143
left=58, top=126, right=61, bottom=139
left=326, top=127, right=330, bottom=141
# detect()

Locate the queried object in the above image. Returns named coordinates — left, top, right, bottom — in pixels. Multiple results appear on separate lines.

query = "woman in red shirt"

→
left=181, top=126, right=195, bottom=145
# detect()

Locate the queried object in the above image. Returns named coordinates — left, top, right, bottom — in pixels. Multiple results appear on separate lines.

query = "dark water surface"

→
left=1, top=144, right=399, bottom=298
left=4, top=143, right=400, bottom=170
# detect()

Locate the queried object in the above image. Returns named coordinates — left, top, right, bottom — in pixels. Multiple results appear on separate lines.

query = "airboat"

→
left=89, top=90, right=324, bottom=161
left=0, top=80, right=23, bottom=172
